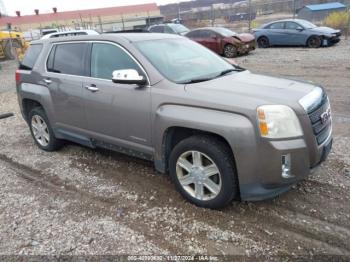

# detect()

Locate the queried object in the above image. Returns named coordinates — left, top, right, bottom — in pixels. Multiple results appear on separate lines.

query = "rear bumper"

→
left=239, top=135, right=332, bottom=201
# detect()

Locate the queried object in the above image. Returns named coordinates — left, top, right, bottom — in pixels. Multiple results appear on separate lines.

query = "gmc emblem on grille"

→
left=320, top=108, right=331, bottom=124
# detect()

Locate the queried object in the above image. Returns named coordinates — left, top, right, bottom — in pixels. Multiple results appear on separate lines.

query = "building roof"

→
left=304, top=2, right=346, bottom=11
left=0, top=3, right=158, bottom=26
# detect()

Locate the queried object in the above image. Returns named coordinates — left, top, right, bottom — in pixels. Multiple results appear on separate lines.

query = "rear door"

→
left=44, top=42, right=89, bottom=131
left=83, top=42, right=152, bottom=147
left=265, top=22, right=285, bottom=45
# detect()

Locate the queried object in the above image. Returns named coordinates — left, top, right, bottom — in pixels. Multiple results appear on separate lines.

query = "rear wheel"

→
left=169, top=135, right=239, bottom=209
left=257, top=36, right=270, bottom=48
left=223, top=44, right=238, bottom=58
left=3, top=40, right=15, bottom=60
left=28, top=107, right=63, bottom=151
left=307, top=36, right=322, bottom=48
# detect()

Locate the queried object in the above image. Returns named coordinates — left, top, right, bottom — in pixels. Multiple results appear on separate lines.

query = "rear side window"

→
left=47, top=43, right=87, bottom=76
left=267, top=22, right=285, bottom=30
left=90, top=43, right=141, bottom=80
left=20, top=44, right=43, bottom=70
left=199, top=30, right=212, bottom=38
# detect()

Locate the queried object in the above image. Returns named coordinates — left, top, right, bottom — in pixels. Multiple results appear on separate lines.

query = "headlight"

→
left=257, top=105, right=303, bottom=138
left=299, top=86, right=323, bottom=113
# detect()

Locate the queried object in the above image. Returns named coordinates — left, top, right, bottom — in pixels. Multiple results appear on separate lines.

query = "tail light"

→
left=15, top=70, right=20, bottom=84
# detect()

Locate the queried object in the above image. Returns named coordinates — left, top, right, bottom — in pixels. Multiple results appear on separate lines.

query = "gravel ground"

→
left=0, top=39, right=349, bottom=259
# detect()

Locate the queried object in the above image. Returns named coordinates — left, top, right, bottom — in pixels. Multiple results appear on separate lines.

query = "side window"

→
left=209, top=31, right=217, bottom=38
left=46, top=45, right=56, bottom=72
left=49, top=43, right=87, bottom=75
left=199, top=30, right=211, bottom=38
left=268, top=22, right=285, bottom=30
left=19, top=44, right=43, bottom=70
left=150, top=26, right=164, bottom=33
left=90, top=43, right=141, bottom=80
left=186, top=31, right=199, bottom=38
left=285, top=22, right=302, bottom=30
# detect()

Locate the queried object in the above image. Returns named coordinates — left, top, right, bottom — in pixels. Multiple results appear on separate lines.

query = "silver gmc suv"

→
left=16, top=34, right=332, bottom=209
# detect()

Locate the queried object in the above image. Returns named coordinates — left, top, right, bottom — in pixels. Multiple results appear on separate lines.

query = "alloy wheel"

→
left=31, top=115, right=50, bottom=147
left=224, top=45, right=237, bottom=58
left=176, top=151, right=222, bottom=201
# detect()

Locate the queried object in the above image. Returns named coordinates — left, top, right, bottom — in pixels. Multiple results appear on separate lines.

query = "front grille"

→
left=308, top=95, right=332, bottom=145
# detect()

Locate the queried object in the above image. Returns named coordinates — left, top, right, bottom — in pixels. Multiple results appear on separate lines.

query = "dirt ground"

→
left=0, top=39, right=349, bottom=259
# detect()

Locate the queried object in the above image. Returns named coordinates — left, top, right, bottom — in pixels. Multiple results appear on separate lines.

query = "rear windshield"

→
left=19, top=44, right=43, bottom=70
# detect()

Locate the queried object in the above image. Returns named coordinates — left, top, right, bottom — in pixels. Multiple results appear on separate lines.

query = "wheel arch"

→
left=161, top=126, right=236, bottom=173
left=153, top=105, right=259, bottom=192
left=306, top=34, right=323, bottom=46
left=22, top=98, right=43, bottom=122
left=257, top=35, right=270, bottom=46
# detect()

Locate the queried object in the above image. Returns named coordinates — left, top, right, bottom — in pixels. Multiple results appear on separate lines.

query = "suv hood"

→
left=310, top=26, right=340, bottom=35
left=184, top=71, right=317, bottom=115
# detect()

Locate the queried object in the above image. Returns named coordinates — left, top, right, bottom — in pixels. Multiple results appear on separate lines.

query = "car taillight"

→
left=15, top=70, right=20, bottom=84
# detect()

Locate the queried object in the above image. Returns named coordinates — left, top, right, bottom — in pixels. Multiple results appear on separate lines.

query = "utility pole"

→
left=248, top=0, right=252, bottom=32
left=293, top=0, right=296, bottom=19
left=98, top=16, right=103, bottom=33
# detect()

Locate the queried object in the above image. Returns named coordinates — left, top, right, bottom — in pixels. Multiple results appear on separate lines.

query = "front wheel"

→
left=223, top=44, right=238, bottom=58
left=307, top=36, right=322, bottom=48
left=169, top=135, right=239, bottom=209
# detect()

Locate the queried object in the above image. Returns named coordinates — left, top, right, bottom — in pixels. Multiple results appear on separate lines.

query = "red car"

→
left=185, top=27, right=255, bottom=58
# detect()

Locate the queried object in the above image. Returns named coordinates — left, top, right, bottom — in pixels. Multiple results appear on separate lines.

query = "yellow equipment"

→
left=0, top=31, right=29, bottom=61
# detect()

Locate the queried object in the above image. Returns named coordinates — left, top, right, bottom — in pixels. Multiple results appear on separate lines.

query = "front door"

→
left=83, top=42, right=152, bottom=147
left=284, top=22, right=308, bottom=45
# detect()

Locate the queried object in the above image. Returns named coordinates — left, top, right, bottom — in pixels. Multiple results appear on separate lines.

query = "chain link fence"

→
left=167, top=0, right=350, bottom=33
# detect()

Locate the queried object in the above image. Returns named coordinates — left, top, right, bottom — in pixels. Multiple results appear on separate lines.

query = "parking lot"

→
left=0, top=39, right=350, bottom=257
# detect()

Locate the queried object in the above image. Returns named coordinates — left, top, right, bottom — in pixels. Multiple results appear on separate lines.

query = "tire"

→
left=307, top=36, right=322, bottom=48
left=3, top=40, right=15, bottom=60
left=169, top=135, right=239, bottom=209
left=28, top=107, right=63, bottom=151
left=257, top=36, right=270, bottom=48
left=223, top=44, right=238, bottom=58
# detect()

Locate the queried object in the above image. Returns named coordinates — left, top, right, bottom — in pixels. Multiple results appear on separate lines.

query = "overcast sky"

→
left=3, top=0, right=189, bottom=16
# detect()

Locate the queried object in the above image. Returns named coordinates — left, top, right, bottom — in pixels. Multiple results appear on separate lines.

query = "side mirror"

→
left=112, top=69, right=147, bottom=85
left=296, top=27, right=304, bottom=31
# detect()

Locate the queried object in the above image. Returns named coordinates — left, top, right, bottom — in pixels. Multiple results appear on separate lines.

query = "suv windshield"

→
left=135, top=38, right=236, bottom=84
left=168, top=24, right=190, bottom=34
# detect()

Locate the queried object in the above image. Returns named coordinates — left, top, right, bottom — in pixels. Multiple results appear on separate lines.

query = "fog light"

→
left=281, top=154, right=293, bottom=179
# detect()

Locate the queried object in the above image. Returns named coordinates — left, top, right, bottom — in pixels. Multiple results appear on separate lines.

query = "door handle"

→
left=85, top=85, right=99, bottom=92
left=43, top=78, right=52, bottom=84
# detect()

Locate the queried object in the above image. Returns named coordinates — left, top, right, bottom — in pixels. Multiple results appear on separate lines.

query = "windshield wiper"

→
left=217, top=67, right=244, bottom=77
left=179, top=77, right=214, bottom=84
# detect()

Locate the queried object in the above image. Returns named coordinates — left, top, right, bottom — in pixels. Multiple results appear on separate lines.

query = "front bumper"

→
left=240, top=135, right=332, bottom=201
left=238, top=41, right=256, bottom=54
left=323, top=33, right=342, bottom=46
